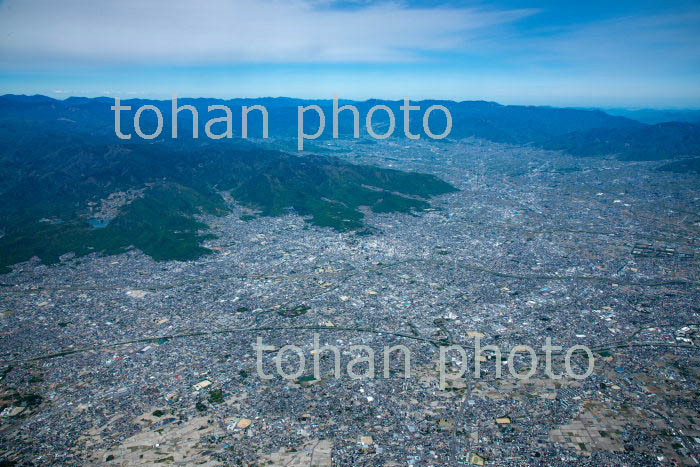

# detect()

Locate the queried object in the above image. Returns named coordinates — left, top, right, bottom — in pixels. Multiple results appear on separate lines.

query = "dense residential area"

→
left=1, top=137, right=698, bottom=465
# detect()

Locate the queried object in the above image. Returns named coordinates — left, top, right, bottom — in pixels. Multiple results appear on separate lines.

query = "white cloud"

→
left=0, top=0, right=534, bottom=67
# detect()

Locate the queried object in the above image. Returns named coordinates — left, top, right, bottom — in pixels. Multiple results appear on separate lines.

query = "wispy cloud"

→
left=0, top=0, right=535, bottom=67
left=522, top=8, right=700, bottom=74
left=1, top=1, right=698, bottom=106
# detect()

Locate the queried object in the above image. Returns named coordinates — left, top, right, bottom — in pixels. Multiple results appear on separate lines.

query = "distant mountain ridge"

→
left=0, top=94, right=641, bottom=145
left=544, top=121, right=700, bottom=160
left=602, top=108, right=700, bottom=125
left=5, top=93, right=700, bottom=161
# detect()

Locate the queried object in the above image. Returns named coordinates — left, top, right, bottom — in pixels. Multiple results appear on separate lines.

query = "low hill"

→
left=0, top=118, right=456, bottom=273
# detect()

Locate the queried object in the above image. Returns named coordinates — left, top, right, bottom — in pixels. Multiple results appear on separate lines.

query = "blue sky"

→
left=0, top=0, right=699, bottom=107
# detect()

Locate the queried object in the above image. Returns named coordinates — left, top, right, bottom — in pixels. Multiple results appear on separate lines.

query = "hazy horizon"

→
left=4, top=92, right=700, bottom=112
left=1, top=0, right=699, bottom=108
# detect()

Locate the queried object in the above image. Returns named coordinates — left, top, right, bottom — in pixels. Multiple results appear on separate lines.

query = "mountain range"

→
left=1, top=94, right=699, bottom=273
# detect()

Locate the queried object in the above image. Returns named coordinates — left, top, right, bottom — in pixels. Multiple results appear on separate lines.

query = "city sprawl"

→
left=1, top=138, right=699, bottom=465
